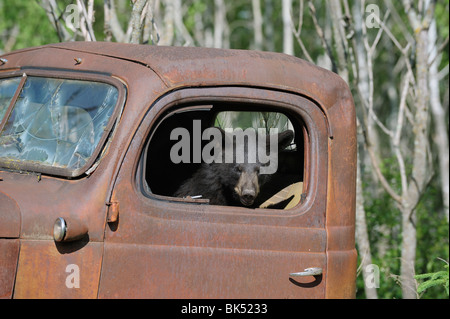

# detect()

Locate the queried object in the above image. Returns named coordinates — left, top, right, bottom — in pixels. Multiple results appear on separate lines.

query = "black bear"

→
left=173, top=128, right=294, bottom=207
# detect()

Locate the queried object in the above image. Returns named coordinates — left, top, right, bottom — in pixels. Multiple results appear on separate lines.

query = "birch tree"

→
left=291, top=0, right=447, bottom=299
left=39, top=0, right=96, bottom=41
left=428, top=15, right=449, bottom=224
left=282, top=0, right=294, bottom=55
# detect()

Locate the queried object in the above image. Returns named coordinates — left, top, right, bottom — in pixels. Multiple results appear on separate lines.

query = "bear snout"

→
left=234, top=170, right=260, bottom=206
left=241, top=189, right=256, bottom=206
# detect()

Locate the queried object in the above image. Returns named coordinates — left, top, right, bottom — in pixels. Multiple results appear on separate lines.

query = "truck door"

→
left=99, top=87, right=329, bottom=298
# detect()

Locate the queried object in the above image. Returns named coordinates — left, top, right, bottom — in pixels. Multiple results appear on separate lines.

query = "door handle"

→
left=290, top=267, right=322, bottom=277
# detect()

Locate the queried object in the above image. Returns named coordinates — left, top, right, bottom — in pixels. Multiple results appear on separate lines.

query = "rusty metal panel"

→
left=325, top=80, right=357, bottom=298
left=99, top=243, right=325, bottom=299
left=0, top=192, right=20, bottom=238
left=13, top=240, right=103, bottom=299
left=0, top=239, right=19, bottom=299
left=326, top=250, right=357, bottom=299
left=0, top=173, right=108, bottom=242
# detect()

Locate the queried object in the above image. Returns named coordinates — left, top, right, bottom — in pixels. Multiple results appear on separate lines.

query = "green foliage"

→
left=0, top=0, right=59, bottom=52
left=184, top=0, right=207, bottom=33
left=357, top=156, right=449, bottom=299
left=415, top=262, right=449, bottom=297
left=435, top=0, right=450, bottom=40
left=415, top=183, right=449, bottom=299
left=435, top=0, right=450, bottom=76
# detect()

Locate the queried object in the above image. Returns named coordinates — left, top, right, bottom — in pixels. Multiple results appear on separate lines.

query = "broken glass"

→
left=0, top=77, right=21, bottom=120
left=0, top=76, right=118, bottom=174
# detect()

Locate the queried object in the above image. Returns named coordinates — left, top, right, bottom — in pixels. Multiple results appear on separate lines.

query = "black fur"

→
left=174, top=129, right=294, bottom=207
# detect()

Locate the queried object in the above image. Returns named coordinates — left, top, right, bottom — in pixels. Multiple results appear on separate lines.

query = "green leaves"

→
left=415, top=262, right=449, bottom=297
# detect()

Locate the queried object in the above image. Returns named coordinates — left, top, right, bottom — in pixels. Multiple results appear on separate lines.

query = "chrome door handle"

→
left=290, top=267, right=322, bottom=277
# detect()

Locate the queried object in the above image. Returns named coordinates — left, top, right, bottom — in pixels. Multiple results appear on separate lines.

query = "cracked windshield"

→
left=0, top=76, right=118, bottom=173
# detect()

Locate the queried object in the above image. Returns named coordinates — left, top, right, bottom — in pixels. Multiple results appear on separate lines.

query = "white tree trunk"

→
left=356, top=152, right=378, bottom=299
left=282, top=0, right=293, bottom=55
left=428, top=20, right=449, bottom=223
left=214, top=0, right=226, bottom=48
left=252, top=0, right=263, bottom=51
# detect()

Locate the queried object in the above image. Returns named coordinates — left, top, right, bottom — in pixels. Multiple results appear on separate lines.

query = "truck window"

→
left=142, top=104, right=307, bottom=210
left=0, top=76, right=119, bottom=176
left=0, top=77, right=21, bottom=120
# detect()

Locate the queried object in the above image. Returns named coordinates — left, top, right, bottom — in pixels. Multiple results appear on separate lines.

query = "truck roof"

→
left=1, top=41, right=349, bottom=112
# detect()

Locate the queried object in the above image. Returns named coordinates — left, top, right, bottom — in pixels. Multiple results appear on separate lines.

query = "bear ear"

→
left=275, top=129, right=294, bottom=150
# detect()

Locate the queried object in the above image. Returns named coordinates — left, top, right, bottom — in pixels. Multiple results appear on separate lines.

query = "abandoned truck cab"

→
left=0, top=42, right=356, bottom=299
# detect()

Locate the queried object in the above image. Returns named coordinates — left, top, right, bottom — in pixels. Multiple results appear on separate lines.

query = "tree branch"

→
left=358, top=113, right=403, bottom=204
left=104, top=0, right=126, bottom=42
left=289, top=0, right=314, bottom=63
left=307, top=0, right=337, bottom=73
left=77, top=0, right=96, bottom=41
left=130, top=0, right=148, bottom=44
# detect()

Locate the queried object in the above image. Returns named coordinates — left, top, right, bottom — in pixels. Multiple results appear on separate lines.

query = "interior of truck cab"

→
left=142, top=103, right=308, bottom=209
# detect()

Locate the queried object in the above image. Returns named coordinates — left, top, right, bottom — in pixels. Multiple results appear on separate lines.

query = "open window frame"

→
left=137, top=87, right=328, bottom=216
